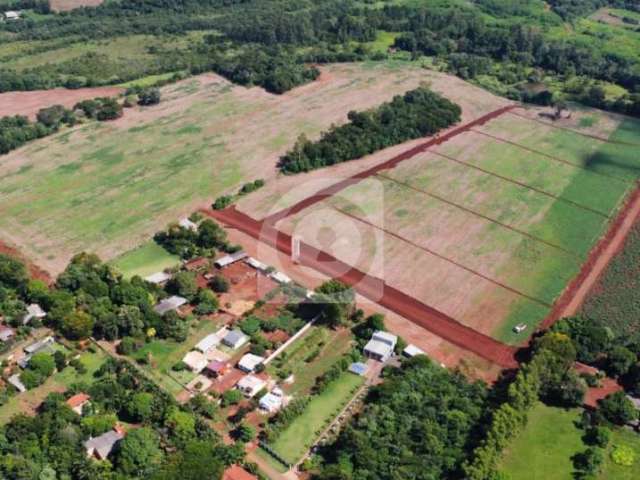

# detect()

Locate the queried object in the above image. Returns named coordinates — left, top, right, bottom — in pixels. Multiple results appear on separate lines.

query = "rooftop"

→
left=372, top=330, right=397, bottom=346
left=223, top=329, right=248, bottom=347
left=403, top=344, right=425, bottom=357
left=144, top=271, right=172, bottom=284
left=85, top=429, right=124, bottom=459
left=66, top=393, right=91, bottom=409
left=238, top=353, right=265, bottom=372
left=223, top=465, right=257, bottom=480
left=195, top=333, right=220, bottom=353
left=364, top=339, right=394, bottom=358
left=154, top=295, right=187, bottom=315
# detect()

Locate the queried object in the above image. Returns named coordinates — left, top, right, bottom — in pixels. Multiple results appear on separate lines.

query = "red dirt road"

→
left=263, top=105, right=517, bottom=225
left=0, top=87, right=123, bottom=120
left=203, top=207, right=519, bottom=368
left=541, top=186, right=640, bottom=329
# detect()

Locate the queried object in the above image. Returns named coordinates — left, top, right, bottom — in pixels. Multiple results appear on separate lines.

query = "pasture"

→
left=0, top=61, right=505, bottom=274
left=111, top=241, right=180, bottom=279
left=275, top=107, right=640, bottom=343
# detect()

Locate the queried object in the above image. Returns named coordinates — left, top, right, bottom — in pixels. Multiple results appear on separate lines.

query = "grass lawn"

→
left=499, top=402, right=584, bottom=480
left=267, top=326, right=353, bottom=396
left=0, top=349, right=108, bottom=424
left=254, top=447, right=290, bottom=474
left=600, top=427, right=640, bottom=479
left=269, top=372, right=364, bottom=465
left=131, top=317, right=223, bottom=396
left=111, top=241, right=180, bottom=279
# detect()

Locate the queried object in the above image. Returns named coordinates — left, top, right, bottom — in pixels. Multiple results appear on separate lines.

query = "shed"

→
left=144, top=271, right=172, bottom=285
left=268, top=271, right=291, bottom=285
left=0, top=325, right=15, bottom=342
left=215, top=251, right=248, bottom=269
left=246, top=257, right=268, bottom=272
left=8, top=374, right=26, bottom=393
left=238, top=353, right=265, bottom=373
left=4, top=11, right=20, bottom=20
left=24, top=336, right=54, bottom=355
left=179, top=218, right=198, bottom=231
left=66, top=393, right=91, bottom=415
left=84, top=428, right=124, bottom=460
left=349, top=362, right=369, bottom=376
left=154, top=295, right=187, bottom=315
left=403, top=344, right=425, bottom=358
left=195, top=333, right=221, bottom=353
left=23, top=303, right=46, bottom=325
left=222, top=329, right=248, bottom=349
left=236, top=375, right=266, bottom=398
left=182, top=351, right=208, bottom=373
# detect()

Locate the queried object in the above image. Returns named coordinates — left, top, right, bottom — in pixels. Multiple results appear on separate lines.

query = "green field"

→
left=499, top=403, right=584, bottom=480
left=601, top=427, right=640, bottom=480
left=0, top=349, right=107, bottom=424
left=111, top=241, right=180, bottom=279
left=269, top=372, right=364, bottom=465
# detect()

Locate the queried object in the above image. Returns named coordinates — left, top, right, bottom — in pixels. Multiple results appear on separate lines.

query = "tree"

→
left=210, top=275, right=230, bottom=293
left=115, top=427, right=163, bottom=476
left=164, top=407, right=196, bottom=446
left=194, top=289, right=219, bottom=315
left=197, top=219, right=227, bottom=249
left=126, top=392, right=155, bottom=423
left=606, top=346, right=636, bottom=378
left=53, top=350, right=67, bottom=372
left=167, top=272, right=198, bottom=300
left=158, top=310, right=188, bottom=342
left=36, top=105, right=67, bottom=128
left=573, top=447, right=604, bottom=475
left=154, top=440, right=224, bottom=480
left=0, top=254, right=28, bottom=289
left=598, top=391, right=638, bottom=425
left=235, top=423, right=256, bottom=443
left=29, top=353, right=55, bottom=377
left=62, top=310, right=95, bottom=339
left=82, top=413, right=117, bottom=436
left=138, top=88, right=161, bottom=106
left=221, top=389, right=243, bottom=407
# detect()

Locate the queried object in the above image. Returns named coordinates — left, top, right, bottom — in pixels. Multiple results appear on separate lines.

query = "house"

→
left=85, top=427, right=124, bottom=460
left=66, top=393, right=91, bottom=415
left=24, top=336, right=54, bottom=355
left=182, top=351, right=208, bottom=373
left=268, top=271, right=291, bottom=285
left=236, top=375, right=266, bottom=398
left=364, top=331, right=397, bottom=362
left=259, top=387, right=284, bottom=413
left=3, top=11, right=21, bottom=20
left=8, top=374, right=26, bottom=393
left=348, top=362, right=369, bottom=377
left=237, top=353, right=265, bottom=373
left=0, top=325, right=15, bottom=342
left=403, top=344, right=425, bottom=358
left=195, top=333, right=220, bottom=354
left=204, top=360, right=228, bottom=378
left=223, top=465, right=258, bottom=480
left=245, top=257, right=268, bottom=272
left=144, top=271, right=172, bottom=285
left=153, top=295, right=187, bottom=315
left=179, top=218, right=198, bottom=231
left=23, top=303, right=46, bottom=325
left=222, top=329, right=248, bottom=350
left=215, top=251, right=247, bottom=269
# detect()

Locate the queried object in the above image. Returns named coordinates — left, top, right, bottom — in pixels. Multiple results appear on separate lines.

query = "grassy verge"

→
left=111, top=241, right=180, bottom=279
left=269, top=372, right=364, bottom=465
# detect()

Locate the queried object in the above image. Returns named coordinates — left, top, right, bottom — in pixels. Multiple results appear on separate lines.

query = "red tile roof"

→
left=66, top=393, right=90, bottom=408
left=223, top=465, right=257, bottom=480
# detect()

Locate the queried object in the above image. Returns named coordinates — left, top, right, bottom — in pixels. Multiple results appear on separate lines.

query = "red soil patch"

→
left=49, top=0, right=104, bottom=11
left=541, top=186, right=640, bottom=329
left=0, top=86, right=123, bottom=120
left=0, top=239, right=52, bottom=284
left=203, top=207, right=519, bottom=368
left=218, top=261, right=279, bottom=306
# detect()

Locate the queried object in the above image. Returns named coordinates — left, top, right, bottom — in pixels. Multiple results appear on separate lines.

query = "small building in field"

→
left=204, top=360, right=228, bottom=378
left=84, top=427, right=125, bottom=460
left=144, top=271, right=172, bottom=285
left=3, top=11, right=21, bottom=20
left=0, top=325, right=15, bottom=342
left=259, top=387, right=284, bottom=413
left=179, top=218, right=198, bottom=232
left=23, top=303, right=46, bottom=325
left=348, top=362, right=369, bottom=377
left=153, top=295, right=187, bottom=315
left=223, top=465, right=258, bottom=480
left=222, top=329, right=248, bottom=350
left=215, top=251, right=247, bottom=269
left=237, top=353, right=265, bottom=373
left=182, top=351, right=208, bottom=373
left=364, top=331, right=397, bottom=362
left=66, top=393, right=91, bottom=415
left=236, top=374, right=266, bottom=398
left=8, top=374, right=26, bottom=393
left=403, top=344, right=425, bottom=358
left=195, top=333, right=221, bottom=354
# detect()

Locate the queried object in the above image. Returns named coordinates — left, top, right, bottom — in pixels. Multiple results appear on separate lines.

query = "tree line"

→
left=278, top=86, right=461, bottom=173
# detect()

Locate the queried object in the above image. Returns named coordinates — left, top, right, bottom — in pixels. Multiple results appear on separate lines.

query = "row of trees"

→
left=278, top=86, right=462, bottom=173
left=154, top=217, right=234, bottom=259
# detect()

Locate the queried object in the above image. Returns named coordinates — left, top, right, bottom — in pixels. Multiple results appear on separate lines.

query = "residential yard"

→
left=268, top=372, right=365, bottom=465
left=111, top=241, right=180, bottom=279
left=499, top=403, right=584, bottom=480
left=0, top=348, right=108, bottom=424
left=600, top=427, right=640, bottom=480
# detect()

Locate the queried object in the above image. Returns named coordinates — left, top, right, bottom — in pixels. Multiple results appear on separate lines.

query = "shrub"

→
left=611, top=444, right=635, bottom=467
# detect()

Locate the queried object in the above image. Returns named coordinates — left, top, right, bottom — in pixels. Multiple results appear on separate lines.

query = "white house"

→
left=195, top=333, right=221, bottom=354
left=23, top=303, right=46, bottom=325
left=237, top=353, right=265, bottom=373
left=179, top=218, right=198, bottom=231
left=8, top=374, right=26, bottom=393
left=215, top=251, right=248, bottom=269
left=236, top=375, right=266, bottom=398
left=222, top=329, right=248, bottom=350
left=182, top=351, right=208, bottom=373
left=144, top=271, right=172, bottom=285
left=3, top=11, right=21, bottom=20
left=364, top=330, right=397, bottom=362
left=153, top=295, right=187, bottom=315
left=259, top=387, right=284, bottom=413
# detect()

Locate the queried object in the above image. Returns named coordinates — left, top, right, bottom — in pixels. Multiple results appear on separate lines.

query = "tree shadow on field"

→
left=583, top=151, right=640, bottom=180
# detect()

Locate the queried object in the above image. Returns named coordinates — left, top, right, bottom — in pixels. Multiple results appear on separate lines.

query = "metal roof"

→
left=349, top=362, right=368, bottom=376
left=154, top=295, right=187, bottom=315
left=195, top=333, right=220, bottom=353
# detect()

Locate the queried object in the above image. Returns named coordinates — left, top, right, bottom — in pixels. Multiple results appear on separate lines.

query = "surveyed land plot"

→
left=276, top=108, right=640, bottom=344
left=0, top=61, right=506, bottom=274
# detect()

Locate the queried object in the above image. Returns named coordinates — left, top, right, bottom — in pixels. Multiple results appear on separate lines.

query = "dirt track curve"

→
left=263, top=105, right=517, bottom=225
left=204, top=207, right=519, bottom=368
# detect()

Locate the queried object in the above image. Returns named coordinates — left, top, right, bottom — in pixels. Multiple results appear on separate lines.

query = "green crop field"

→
left=111, top=241, right=180, bottom=279
left=269, top=372, right=364, bottom=465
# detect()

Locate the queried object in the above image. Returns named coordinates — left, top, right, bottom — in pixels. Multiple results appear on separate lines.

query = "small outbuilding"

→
left=8, top=374, right=26, bottom=393
left=215, top=251, right=248, bottom=269
left=245, top=257, right=268, bottom=272
left=66, top=393, right=91, bottom=415
left=23, top=303, right=46, bottom=325
left=144, top=271, right=172, bottom=285
left=237, top=353, right=265, bottom=373
left=24, top=336, right=54, bottom=355
left=268, top=271, right=291, bottom=285
left=236, top=374, right=266, bottom=398
left=3, top=11, right=21, bottom=20
left=348, top=362, right=369, bottom=377
left=0, top=325, right=15, bottom=342
left=364, top=330, right=397, bottom=362
left=403, top=344, right=425, bottom=358
left=182, top=351, right=208, bottom=373
left=154, top=295, right=187, bottom=315
left=179, top=218, right=198, bottom=231
left=222, top=329, right=248, bottom=350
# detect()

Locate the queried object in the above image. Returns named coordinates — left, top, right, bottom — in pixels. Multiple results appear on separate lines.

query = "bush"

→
left=212, top=195, right=233, bottom=210
left=211, top=275, right=230, bottom=293
left=221, top=389, right=243, bottom=407
left=138, top=88, right=161, bottom=106
left=611, top=444, right=636, bottom=467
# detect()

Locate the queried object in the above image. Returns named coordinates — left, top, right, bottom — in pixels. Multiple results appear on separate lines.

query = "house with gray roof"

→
left=23, top=303, right=46, bottom=325
left=364, top=331, right=397, bottom=362
left=222, top=329, right=248, bottom=350
left=85, top=428, right=124, bottom=460
left=153, top=295, right=187, bottom=315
